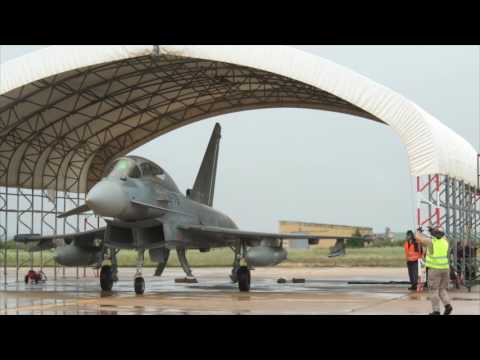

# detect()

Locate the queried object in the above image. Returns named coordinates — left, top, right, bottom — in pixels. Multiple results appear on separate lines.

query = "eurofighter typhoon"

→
left=16, top=124, right=353, bottom=294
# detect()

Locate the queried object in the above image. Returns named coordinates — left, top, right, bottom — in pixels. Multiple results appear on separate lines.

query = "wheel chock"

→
left=175, top=277, right=198, bottom=283
left=292, top=278, right=306, bottom=283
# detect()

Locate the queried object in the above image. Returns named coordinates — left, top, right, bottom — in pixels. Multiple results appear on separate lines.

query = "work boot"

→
left=429, top=311, right=441, bottom=315
left=408, top=285, right=417, bottom=291
left=443, top=304, right=453, bottom=315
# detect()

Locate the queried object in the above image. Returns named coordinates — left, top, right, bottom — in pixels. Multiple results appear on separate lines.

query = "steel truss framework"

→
left=416, top=172, right=480, bottom=290
left=0, top=51, right=477, bottom=288
left=0, top=186, right=101, bottom=283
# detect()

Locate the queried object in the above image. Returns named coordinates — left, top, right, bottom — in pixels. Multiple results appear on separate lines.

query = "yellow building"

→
left=279, top=220, right=373, bottom=248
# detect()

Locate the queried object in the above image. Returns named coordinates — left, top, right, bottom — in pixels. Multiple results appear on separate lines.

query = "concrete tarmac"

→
left=0, top=267, right=478, bottom=315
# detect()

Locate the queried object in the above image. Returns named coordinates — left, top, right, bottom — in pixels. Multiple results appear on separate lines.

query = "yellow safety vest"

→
left=426, top=237, right=449, bottom=270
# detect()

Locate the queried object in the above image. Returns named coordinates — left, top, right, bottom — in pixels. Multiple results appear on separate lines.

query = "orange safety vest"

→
left=404, top=241, right=423, bottom=261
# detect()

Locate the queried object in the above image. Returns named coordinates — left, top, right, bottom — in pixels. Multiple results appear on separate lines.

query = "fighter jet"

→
left=15, top=123, right=355, bottom=294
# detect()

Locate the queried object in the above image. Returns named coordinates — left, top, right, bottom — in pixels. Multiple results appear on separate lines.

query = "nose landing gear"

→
left=134, top=249, right=145, bottom=295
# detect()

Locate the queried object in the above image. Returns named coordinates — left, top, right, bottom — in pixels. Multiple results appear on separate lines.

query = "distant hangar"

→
left=279, top=220, right=373, bottom=249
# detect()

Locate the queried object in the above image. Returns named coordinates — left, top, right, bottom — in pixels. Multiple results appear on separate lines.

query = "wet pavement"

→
left=0, top=267, right=478, bottom=315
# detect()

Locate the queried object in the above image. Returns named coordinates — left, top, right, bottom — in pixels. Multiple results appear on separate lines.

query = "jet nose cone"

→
left=86, top=180, right=129, bottom=218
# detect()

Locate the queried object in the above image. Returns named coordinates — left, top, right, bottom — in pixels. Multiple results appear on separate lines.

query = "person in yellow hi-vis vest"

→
left=415, top=226, right=453, bottom=315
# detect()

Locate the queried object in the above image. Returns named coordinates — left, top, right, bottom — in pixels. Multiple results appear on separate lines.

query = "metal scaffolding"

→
left=0, top=184, right=102, bottom=284
left=416, top=174, right=479, bottom=290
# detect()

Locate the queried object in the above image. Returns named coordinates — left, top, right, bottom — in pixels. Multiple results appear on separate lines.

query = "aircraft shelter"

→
left=0, top=45, right=478, bottom=288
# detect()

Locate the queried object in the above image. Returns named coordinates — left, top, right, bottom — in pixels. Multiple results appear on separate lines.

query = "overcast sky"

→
left=1, top=45, right=478, bottom=233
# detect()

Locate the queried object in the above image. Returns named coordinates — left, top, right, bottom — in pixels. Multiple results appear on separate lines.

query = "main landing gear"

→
left=153, top=248, right=170, bottom=277
left=175, top=248, right=197, bottom=283
left=100, top=265, right=114, bottom=291
left=98, top=247, right=199, bottom=294
left=231, top=241, right=251, bottom=292
left=99, top=248, right=119, bottom=292
left=134, top=276, right=145, bottom=295
left=237, top=266, right=251, bottom=292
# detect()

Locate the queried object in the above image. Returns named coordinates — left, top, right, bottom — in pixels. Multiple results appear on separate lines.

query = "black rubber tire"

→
left=134, top=277, right=145, bottom=295
left=100, top=265, right=114, bottom=291
left=237, top=266, right=251, bottom=292
left=24, top=275, right=29, bottom=284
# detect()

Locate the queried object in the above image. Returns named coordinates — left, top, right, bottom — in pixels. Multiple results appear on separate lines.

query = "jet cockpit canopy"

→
left=105, top=156, right=179, bottom=192
left=107, top=157, right=141, bottom=179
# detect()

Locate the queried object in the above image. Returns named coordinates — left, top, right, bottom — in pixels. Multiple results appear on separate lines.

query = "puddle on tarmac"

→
left=2, top=267, right=479, bottom=314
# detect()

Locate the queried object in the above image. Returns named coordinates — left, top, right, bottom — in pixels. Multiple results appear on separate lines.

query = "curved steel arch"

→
left=1, top=53, right=379, bottom=193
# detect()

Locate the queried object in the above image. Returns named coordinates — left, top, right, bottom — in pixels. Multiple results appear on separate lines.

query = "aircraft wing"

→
left=14, top=227, right=106, bottom=251
left=178, top=225, right=358, bottom=257
left=178, top=225, right=352, bottom=241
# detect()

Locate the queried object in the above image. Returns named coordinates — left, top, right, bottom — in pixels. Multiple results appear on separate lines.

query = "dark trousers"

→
left=407, top=261, right=418, bottom=286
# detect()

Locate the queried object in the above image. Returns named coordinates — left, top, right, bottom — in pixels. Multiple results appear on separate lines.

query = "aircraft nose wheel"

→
left=237, top=266, right=251, bottom=292
left=134, top=277, right=145, bottom=295
left=100, top=265, right=114, bottom=291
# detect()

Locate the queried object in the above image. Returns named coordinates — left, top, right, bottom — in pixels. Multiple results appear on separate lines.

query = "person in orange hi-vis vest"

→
left=404, top=230, right=423, bottom=290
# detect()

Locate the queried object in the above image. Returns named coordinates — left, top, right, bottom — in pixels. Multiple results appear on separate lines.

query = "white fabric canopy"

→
left=0, top=45, right=477, bottom=189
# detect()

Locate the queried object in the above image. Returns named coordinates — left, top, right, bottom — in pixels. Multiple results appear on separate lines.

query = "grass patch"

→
left=0, top=246, right=406, bottom=268
left=284, top=247, right=406, bottom=267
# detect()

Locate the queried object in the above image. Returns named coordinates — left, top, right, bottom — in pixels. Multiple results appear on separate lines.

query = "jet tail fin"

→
left=187, top=123, right=221, bottom=207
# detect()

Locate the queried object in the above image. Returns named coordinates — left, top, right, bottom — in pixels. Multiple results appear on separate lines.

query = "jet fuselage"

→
left=87, top=156, right=237, bottom=250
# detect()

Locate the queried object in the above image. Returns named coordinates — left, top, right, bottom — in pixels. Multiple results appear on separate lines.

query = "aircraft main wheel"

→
left=237, top=266, right=251, bottom=292
left=100, top=265, right=114, bottom=291
left=134, top=277, right=145, bottom=295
